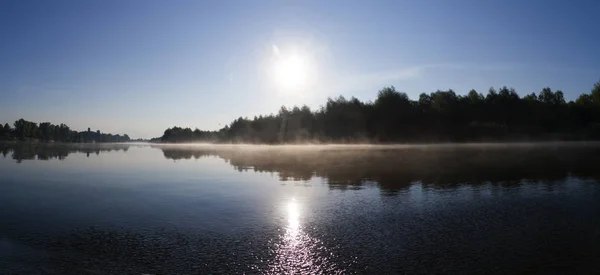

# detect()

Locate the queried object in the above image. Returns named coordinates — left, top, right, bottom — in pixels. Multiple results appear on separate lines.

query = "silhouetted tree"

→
left=157, top=80, right=600, bottom=144
left=0, top=119, right=132, bottom=143
left=0, top=123, right=7, bottom=139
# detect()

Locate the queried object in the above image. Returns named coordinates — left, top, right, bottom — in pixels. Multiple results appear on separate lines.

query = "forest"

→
left=157, top=81, right=600, bottom=143
left=0, top=119, right=131, bottom=142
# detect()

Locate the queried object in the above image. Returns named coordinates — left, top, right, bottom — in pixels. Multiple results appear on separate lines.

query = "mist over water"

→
left=1, top=142, right=600, bottom=274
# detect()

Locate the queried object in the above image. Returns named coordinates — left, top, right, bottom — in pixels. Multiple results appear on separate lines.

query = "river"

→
left=1, top=142, right=599, bottom=274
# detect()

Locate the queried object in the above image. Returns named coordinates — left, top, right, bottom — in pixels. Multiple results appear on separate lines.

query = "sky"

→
left=1, top=0, right=599, bottom=138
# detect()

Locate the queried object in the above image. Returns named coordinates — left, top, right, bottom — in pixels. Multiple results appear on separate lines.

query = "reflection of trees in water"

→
left=155, top=144, right=600, bottom=194
left=0, top=143, right=131, bottom=163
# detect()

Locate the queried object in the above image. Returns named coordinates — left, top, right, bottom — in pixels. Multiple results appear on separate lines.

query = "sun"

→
left=274, top=54, right=308, bottom=91
left=270, top=45, right=315, bottom=94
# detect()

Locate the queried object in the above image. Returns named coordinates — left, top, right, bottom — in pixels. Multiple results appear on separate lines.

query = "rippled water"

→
left=1, top=142, right=599, bottom=274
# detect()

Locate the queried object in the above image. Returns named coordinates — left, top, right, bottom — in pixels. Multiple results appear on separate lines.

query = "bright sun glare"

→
left=271, top=45, right=314, bottom=94
left=275, top=55, right=308, bottom=90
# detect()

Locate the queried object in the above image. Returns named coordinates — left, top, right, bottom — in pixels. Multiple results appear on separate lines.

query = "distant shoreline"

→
left=145, top=141, right=600, bottom=148
left=5, top=139, right=600, bottom=148
left=156, top=83, right=600, bottom=144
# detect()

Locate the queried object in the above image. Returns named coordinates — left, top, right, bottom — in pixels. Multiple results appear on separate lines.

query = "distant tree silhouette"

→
left=0, top=123, right=10, bottom=139
left=0, top=119, right=132, bottom=142
left=150, top=80, right=600, bottom=143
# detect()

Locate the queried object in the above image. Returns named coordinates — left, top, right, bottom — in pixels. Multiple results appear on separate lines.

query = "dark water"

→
left=1, top=142, right=599, bottom=274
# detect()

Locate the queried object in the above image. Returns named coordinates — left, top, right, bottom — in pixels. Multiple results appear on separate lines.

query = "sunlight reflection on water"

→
left=287, top=198, right=300, bottom=236
left=267, top=198, right=344, bottom=274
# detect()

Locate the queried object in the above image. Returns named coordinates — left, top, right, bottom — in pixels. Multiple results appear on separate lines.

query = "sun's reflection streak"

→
left=286, top=198, right=300, bottom=237
left=267, top=197, right=343, bottom=274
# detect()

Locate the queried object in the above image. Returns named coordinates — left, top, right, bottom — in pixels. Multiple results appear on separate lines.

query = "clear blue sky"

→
left=1, top=0, right=599, bottom=138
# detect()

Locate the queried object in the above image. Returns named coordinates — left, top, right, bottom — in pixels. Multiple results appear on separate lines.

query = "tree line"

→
left=0, top=119, right=131, bottom=142
left=157, top=81, right=600, bottom=143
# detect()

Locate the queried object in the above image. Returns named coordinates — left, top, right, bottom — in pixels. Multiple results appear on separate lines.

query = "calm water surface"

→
left=1, top=143, right=599, bottom=274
